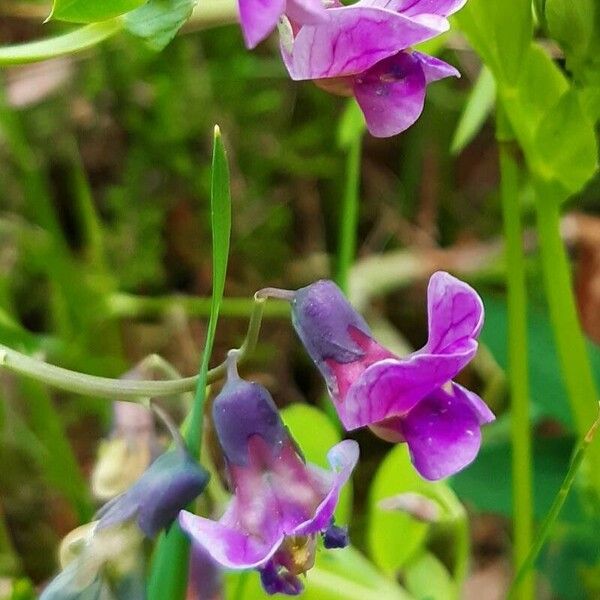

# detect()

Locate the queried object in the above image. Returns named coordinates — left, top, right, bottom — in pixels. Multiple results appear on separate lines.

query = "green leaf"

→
left=226, top=547, right=413, bottom=600
left=125, top=0, right=197, bottom=51
left=368, top=445, right=440, bottom=575
left=452, top=435, right=581, bottom=522
left=147, top=126, right=231, bottom=600
left=480, top=294, right=600, bottom=427
left=545, top=0, right=595, bottom=74
left=456, top=0, right=532, bottom=84
left=50, top=0, right=145, bottom=23
left=281, top=403, right=351, bottom=523
left=451, top=66, right=496, bottom=154
left=404, top=553, right=456, bottom=600
left=0, top=21, right=122, bottom=66
left=532, top=89, right=599, bottom=196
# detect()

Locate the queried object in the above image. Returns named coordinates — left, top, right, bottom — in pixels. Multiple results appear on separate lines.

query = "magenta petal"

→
left=356, top=0, right=465, bottom=16
left=282, top=7, right=448, bottom=80
left=413, top=52, right=460, bottom=83
left=353, top=51, right=427, bottom=137
left=286, top=0, right=329, bottom=25
left=453, top=382, right=495, bottom=425
left=425, top=271, right=484, bottom=355
left=239, top=0, right=286, bottom=49
left=293, top=440, right=359, bottom=536
left=341, top=342, right=477, bottom=429
left=402, top=384, right=488, bottom=480
left=179, top=509, right=284, bottom=569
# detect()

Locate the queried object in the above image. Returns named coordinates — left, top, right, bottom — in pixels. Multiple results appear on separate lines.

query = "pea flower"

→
left=240, top=0, right=329, bottom=49
left=280, top=0, right=465, bottom=137
left=290, top=271, right=495, bottom=480
left=179, top=353, right=358, bottom=596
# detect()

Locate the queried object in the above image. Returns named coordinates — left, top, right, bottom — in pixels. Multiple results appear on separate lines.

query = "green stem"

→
left=336, top=133, right=362, bottom=294
left=0, top=20, right=123, bottom=65
left=0, top=294, right=268, bottom=400
left=498, top=110, right=534, bottom=600
left=107, top=292, right=289, bottom=320
left=508, top=407, right=600, bottom=598
left=533, top=181, right=600, bottom=495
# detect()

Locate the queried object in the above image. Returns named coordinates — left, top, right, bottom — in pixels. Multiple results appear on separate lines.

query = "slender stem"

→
left=107, top=292, right=289, bottom=320
left=336, top=133, right=362, bottom=293
left=533, top=181, right=600, bottom=495
left=0, top=295, right=268, bottom=400
left=498, top=110, right=534, bottom=600
left=508, top=407, right=600, bottom=598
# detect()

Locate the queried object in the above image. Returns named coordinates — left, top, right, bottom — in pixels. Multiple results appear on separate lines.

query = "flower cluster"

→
left=41, top=272, right=492, bottom=598
left=238, top=0, right=466, bottom=136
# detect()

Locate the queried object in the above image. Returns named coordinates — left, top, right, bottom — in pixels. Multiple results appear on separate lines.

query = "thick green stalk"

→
left=534, top=181, right=600, bottom=495
left=498, top=115, right=534, bottom=600
left=336, top=133, right=362, bottom=293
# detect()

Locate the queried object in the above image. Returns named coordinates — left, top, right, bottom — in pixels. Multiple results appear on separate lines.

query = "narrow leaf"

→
left=451, top=66, right=496, bottom=154
left=147, top=126, right=231, bottom=600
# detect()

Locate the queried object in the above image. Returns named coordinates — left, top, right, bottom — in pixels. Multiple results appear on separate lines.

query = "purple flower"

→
left=291, top=271, right=495, bottom=480
left=179, top=357, right=358, bottom=595
left=280, top=0, right=464, bottom=137
left=240, top=0, right=328, bottom=49
left=96, top=448, right=209, bottom=538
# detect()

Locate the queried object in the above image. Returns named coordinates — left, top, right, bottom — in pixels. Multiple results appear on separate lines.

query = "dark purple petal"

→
left=401, top=383, right=492, bottom=480
left=291, top=280, right=372, bottom=366
left=322, top=523, right=349, bottom=548
left=96, top=450, right=209, bottom=538
left=239, top=0, right=286, bottom=48
left=424, top=271, right=484, bottom=355
left=281, top=6, right=448, bottom=80
left=212, top=377, right=288, bottom=466
left=353, top=51, right=427, bottom=137
left=260, top=561, right=304, bottom=595
left=413, top=51, right=460, bottom=83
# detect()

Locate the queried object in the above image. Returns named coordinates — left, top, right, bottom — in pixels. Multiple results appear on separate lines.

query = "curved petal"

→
left=402, top=383, right=487, bottom=480
left=286, top=0, right=330, bottom=25
left=293, top=440, right=359, bottom=536
left=179, top=509, right=284, bottom=570
left=353, top=51, right=427, bottom=137
left=413, top=52, right=460, bottom=83
left=355, top=0, right=466, bottom=16
left=340, top=339, right=477, bottom=429
left=239, top=0, right=286, bottom=49
left=425, top=271, right=484, bottom=354
left=453, top=382, right=495, bottom=425
left=281, top=6, right=448, bottom=80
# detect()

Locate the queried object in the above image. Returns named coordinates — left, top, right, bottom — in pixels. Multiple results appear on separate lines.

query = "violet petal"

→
left=353, top=51, right=427, bottom=137
left=413, top=52, right=460, bottom=84
left=425, top=271, right=484, bottom=355
left=239, top=0, right=286, bottom=49
left=293, top=440, right=359, bottom=536
left=179, top=506, right=284, bottom=569
left=402, top=383, right=489, bottom=480
left=281, top=7, right=448, bottom=80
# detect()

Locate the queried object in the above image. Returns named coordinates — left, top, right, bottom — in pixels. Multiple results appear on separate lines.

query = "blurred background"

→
left=1, top=4, right=600, bottom=599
